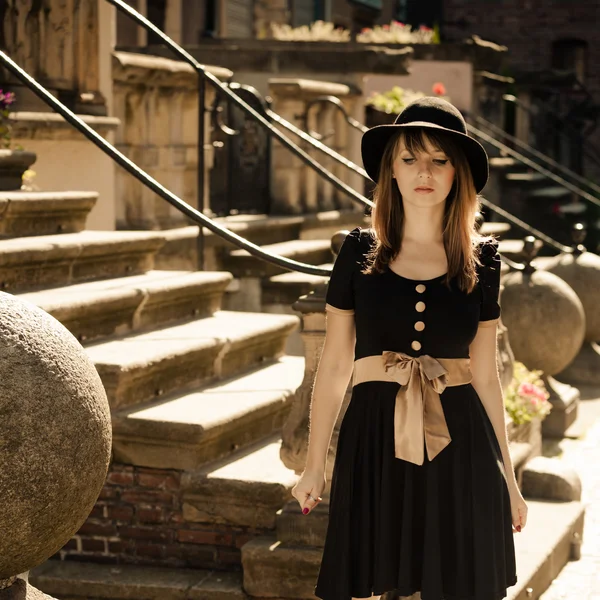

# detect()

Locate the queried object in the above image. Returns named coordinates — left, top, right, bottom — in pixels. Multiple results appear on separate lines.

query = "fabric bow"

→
left=382, top=351, right=451, bottom=465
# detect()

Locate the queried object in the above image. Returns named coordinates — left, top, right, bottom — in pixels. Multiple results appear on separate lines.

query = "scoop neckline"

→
left=386, top=265, right=448, bottom=283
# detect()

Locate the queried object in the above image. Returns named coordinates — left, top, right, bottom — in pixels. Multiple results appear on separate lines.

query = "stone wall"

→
left=53, top=464, right=266, bottom=570
left=1, top=0, right=106, bottom=115
left=268, top=78, right=364, bottom=214
left=112, top=52, right=232, bottom=229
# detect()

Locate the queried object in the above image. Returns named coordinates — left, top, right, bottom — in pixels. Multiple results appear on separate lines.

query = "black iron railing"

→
left=304, top=96, right=574, bottom=254
left=0, top=50, right=334, bottom=277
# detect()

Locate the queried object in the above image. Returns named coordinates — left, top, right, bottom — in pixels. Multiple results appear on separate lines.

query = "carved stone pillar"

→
left=268, top=78, right=363, bottom=215
left=1, top=0, right=107, bottom=115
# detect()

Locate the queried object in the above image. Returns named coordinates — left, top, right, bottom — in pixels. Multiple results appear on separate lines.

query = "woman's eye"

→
left=433, top=159, right=449, bottom=165
left=402, top=158, right=415, bottom=164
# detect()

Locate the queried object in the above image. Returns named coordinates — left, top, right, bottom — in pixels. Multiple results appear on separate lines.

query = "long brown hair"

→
left=363, top=128, right=490, bottom=293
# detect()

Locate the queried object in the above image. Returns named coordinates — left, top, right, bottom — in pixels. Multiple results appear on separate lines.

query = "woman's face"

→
left=392, top=136, right=456, bottom=208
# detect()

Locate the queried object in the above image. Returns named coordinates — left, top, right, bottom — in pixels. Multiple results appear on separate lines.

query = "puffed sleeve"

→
left=478, top=239, right=502, bottom=327
left=325, top=227, right=361, bottom=316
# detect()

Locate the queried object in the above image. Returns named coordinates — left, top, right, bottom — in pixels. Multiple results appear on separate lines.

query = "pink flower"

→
left=382, top=24, right=390, bottom=30
left=361, top=27, right=370, bottom=33
left=432, top=82, right=447, bottom=96
left=518, top=382, right=536, bottom=396
left=392, top=20, right=405, bottom=26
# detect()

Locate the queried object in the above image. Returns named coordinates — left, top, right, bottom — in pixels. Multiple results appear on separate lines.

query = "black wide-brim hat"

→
left=361, top=96, right=489, bottom=193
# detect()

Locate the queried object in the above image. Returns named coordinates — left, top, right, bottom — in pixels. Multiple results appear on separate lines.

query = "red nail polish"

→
left=303, top=508, right=309, bottom=515
left=516, top=525, right=521, bottom=532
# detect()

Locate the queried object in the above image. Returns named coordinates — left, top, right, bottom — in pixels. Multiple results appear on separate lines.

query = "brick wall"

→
left=53, top=464, right=268, bottom=570
left=442, top=0, right=600, bottom=95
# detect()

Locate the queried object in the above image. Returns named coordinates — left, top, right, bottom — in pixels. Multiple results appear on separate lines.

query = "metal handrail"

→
left=503, top=94, right=600, bottom=167
left=467, top=123, right=600, bottom=209
left=106, top=0, right=371, bottom=211
left=213, top=83, right=372, bottom=182
left=0, top=50, right=333, bottom=277
left=473, top=115, right=600, bottom=197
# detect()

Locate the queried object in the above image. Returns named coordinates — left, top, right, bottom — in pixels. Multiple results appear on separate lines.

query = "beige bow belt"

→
left=352, top=352, right=472, bottom=465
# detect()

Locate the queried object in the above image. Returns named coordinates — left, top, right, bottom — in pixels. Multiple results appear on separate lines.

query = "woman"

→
left=291, top=97, right=527, bottom=600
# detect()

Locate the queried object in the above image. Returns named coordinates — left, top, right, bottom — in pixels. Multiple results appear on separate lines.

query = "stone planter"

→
left=365, top=105, right=397, bottom=128
left=0, top=149, right=37, bottom=191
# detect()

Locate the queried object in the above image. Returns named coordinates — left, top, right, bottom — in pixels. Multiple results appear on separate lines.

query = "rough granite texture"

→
left=0, top=579, right=56, bottom=600
left=0, top=293, right=112, bottom=579
left=500, top=270, right=586, bottom=375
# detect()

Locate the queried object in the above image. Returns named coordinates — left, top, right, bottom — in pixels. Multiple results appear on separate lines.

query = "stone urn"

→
left=500, top=239, right=585, bottom=438
left=0, top=293, right=112, bottom=597
left=536, top=226, right=600, bottom=385
left=0, top=149, right=37, bottom=191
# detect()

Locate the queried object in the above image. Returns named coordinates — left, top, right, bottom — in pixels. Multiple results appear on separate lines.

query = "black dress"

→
left=314, top=227, right=517, bottom=600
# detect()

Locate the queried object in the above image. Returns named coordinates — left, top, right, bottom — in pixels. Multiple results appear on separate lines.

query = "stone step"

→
left=480, top=221, right=511, bottom=237
left=17, top=270, right=232, bottom=343
left=86, top=310, right=299, bottom=410
left=241, top=500, right=585, bottom=600
left=181, top=431, right=299, bottom=530
left=498, top=238, right=545, bottom=261
left=112, top=357, right=305, bottom=471
left=30, top=560, right=247, bottom=600
left=155, top=210, right=364, bottom=272
left=528, top=186, right=572, bottom=200
left=0, top=230, right=166, bottom=293
left=263, top=264, right=331, bottom=306
left=224, top=239, right=333, bottom=278
left=0, top=190, right=98, bottom=238
left=505, top=172, right=547, bottom=186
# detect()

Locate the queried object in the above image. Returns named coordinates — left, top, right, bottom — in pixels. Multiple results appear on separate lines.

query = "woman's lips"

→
left=414, top=187, right=434, bottom=194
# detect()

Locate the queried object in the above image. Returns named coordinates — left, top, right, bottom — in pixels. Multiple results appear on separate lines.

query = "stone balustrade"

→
left=112, top=52, right=232, bottom=229
left=268, top=78, right=365, bottom=215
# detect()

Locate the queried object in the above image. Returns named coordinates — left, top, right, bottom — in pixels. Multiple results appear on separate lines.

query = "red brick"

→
left=119, top=526, right=173, bottom=543
left=98, top=487, right=120, bottom=501
left=137, top=472, right=181, bottom=490
left=168, top=512, right=185, bottom=524
left=135, top=542, right=165, bottom=559
left=136, top=506, right=165, bottom=524
left=177, top=529, right=233, bottom=546
left=121, top=490, right=174, bottom=506
left=108, top=540, right=134, bottom=554
left=234, top=532, right=256, bottom=549
left=106, top=472, right=134, bottom=486
left=107, top=505, right=134, bottom=522
left=81, top=538, right=107, bottom=553
left=77, top=522, right=117, bottom=537
left=89, top=505, right=106, bottom=519
left=216, top=547, right=241, bottom=565
left=61, top=538, right=79, bottom=551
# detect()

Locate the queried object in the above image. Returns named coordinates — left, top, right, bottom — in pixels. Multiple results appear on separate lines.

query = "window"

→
left=552, top=39, right=588, bottom=83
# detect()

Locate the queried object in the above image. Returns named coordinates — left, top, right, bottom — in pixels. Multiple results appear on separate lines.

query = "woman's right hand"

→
left=292, top=469, right=327, bottom=515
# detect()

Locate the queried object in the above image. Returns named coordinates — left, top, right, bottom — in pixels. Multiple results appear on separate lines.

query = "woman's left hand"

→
left=507, top=483, right=528, bottom=533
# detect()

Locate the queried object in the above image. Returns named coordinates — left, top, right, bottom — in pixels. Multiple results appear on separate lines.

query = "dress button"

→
left=415, top=301, right=426, bottom=313
left=411, top=340, right=422, bottom=351
left=416, top=284, right=426, bottom=294
left=414, top=321, right=425, bottom=332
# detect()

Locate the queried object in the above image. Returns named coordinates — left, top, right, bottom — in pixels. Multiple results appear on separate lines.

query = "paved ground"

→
left=538, top=385, right=600, bottom=600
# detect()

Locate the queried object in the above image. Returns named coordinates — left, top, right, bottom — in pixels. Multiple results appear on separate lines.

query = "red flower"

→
left=432, top=82, right=446, bottom=96
left=382, top=24, right=390, bottom=30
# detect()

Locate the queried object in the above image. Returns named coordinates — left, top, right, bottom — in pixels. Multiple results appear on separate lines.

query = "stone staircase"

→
left=487, top=157, right=575, bottom=253
left=0, top=190, right=307, bottom=598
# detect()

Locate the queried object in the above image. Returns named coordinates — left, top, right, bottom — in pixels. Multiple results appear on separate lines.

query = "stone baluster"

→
left=268, top=78, right=364, bottom=215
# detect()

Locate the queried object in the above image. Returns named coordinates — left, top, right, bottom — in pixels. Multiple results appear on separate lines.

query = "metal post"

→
left=196, top=73, right=206, bottom=271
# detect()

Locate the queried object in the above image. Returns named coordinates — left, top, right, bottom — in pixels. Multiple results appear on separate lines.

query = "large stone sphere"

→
left=500, top=270, right=585, bottom=374
left=0, top=293, right=111, bottom=579
left=538, top=251, right=600, bottom=342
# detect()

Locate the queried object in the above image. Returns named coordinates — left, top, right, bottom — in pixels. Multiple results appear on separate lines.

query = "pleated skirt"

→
left=314, top=381, right=518, bottom=600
